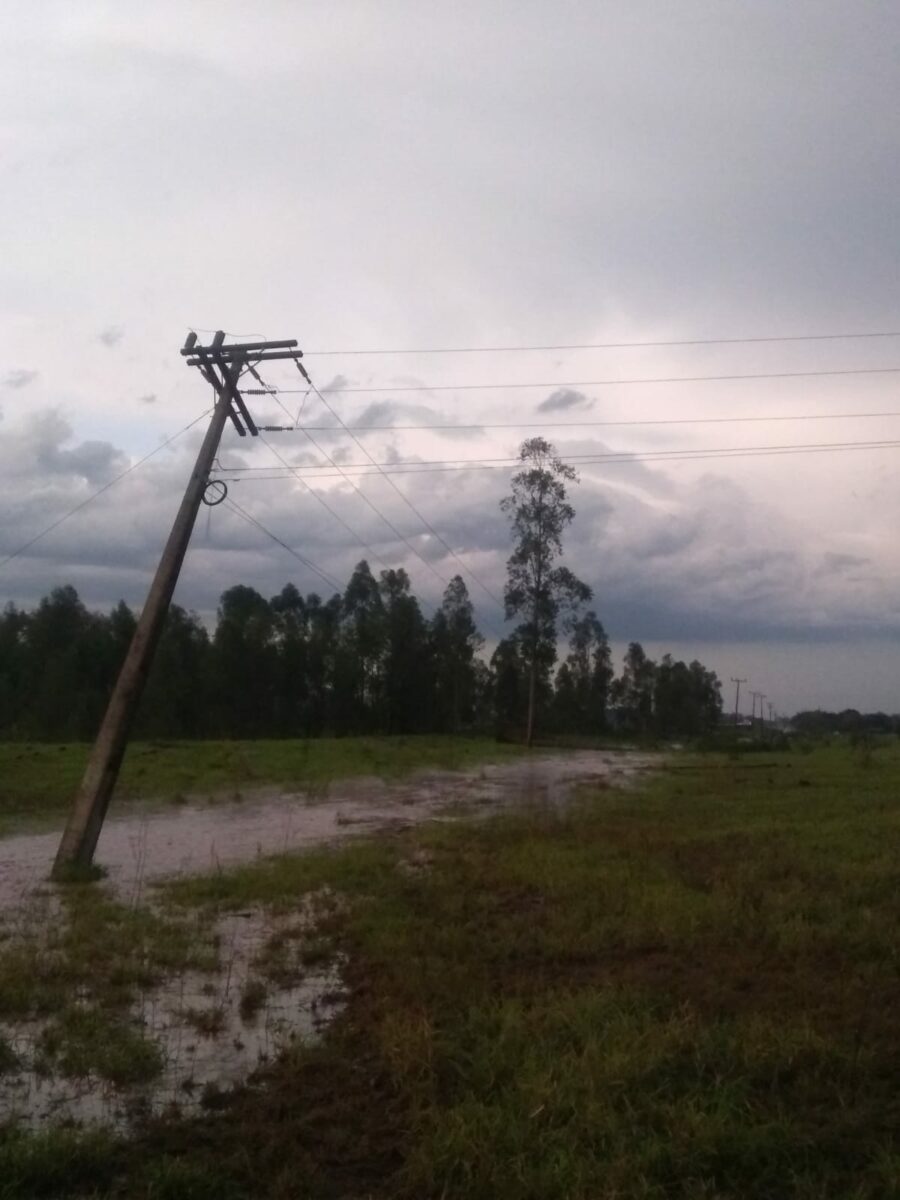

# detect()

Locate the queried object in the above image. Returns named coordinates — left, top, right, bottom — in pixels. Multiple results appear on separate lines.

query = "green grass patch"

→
left=0, top=735, right=525, bottom=833
left=0, top=1127, right=119, bottom=1200
left=38, top=1007, right=163, bottom=1086
left=0, top=886, right=216, bottom=1019
left=4, top=742, right=900, bottom=1197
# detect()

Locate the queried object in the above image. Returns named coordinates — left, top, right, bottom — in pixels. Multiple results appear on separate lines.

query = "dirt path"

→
left=0, top=749, right=657, bottom=911
left=0, top=749, right=657, bottom=1128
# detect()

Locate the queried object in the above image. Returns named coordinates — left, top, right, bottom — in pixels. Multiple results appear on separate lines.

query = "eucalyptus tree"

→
left=611, top=641, right=656, bottom=734
left=336, top=560, right=386, bottom=731
left=431, top=575, right=483, bottom=733
left=554, top=610, right=613, bottom=734
left=490, top=635, right=527, bottom=738
left=500, top=438, right=591, bottom=745
left=653, top=655, right=722, bottom=736
left=211, top=585, right=277, bottom=736
left=304, top=592, right=342, bottom=734
left=0, top=603, right=26, bottom=735
left=269, top=583, right=309, bottom=736
left=379, top=567, right=429, bottom=733
left=140, top=605, right=210, bottom=737
left=20, top=585, right=101, bottom=738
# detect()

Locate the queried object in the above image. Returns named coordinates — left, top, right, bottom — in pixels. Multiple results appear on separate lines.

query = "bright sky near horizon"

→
left=2, top=1, right=900, bottom=714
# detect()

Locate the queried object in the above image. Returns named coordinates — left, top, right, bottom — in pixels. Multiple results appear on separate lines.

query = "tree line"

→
left=0, top=437, right=722, bottom=742
left=791, top=709, right=900, bottom=736
left=0, top=575, right=720, bottom=742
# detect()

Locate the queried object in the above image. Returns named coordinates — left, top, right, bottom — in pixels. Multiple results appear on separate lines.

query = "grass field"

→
left=0, top=736, right=526, bottom=833
left=2, top=740, right=899, bottom=1197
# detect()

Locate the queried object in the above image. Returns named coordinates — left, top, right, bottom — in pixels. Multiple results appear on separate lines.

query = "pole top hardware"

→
left=181, top=332, right=300, bottom=360
left=182, top=331, right=303, bottom=438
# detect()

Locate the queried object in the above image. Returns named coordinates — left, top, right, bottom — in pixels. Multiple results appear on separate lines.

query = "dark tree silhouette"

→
left=0, top=575, right=725, bottom=743
left=553, top=611, right=613, bottom=734
left=431, top=576, right=483, bottom=733
left=500, top=438, right=591, bottom=745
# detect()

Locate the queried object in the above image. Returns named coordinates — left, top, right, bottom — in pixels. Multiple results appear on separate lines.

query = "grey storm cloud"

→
left=3, top=369, right=38, bottom=389
left=3, top=404, right=900, bottom=694
left=818, top=552, right=870, bottom=575
left=536, top=389, right=594, bottom=414
left=40, top=438, right=127, bottom=484
left=98, top=326, right=125, bottom=348
left=352, top=401, right=398, bottom=428
left=0, top=412, right=127, bottom=487
left=2, top=3, right=900, bottom=708
left=351, top=400, right=482, bottom=440
left=318, top=374, right=348, bottom=396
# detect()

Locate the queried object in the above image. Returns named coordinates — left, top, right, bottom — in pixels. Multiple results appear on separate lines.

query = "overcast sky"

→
left=2, top=1, right=900, bottom=714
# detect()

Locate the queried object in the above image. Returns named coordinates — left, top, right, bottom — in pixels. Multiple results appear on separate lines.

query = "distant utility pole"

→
left=750, top=690, right=762, bottom=724
left=730, top=677, right=746, bottom=726
left=767, top=701, right=774, bottom=724
left=52, top=331, right=302, bottom=879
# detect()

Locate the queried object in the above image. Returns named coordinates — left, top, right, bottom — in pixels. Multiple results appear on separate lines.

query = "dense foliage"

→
left=792, top=708, right=900, bottom=735
left=0, top=573, right=723, bottom=741
left=501, top=437, right=591, bottom=743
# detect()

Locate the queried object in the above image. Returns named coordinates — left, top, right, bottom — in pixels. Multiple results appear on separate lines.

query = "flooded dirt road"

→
left=0, top=750, right=656, bottom=911
left=0, top=749, right=656, bottom=1128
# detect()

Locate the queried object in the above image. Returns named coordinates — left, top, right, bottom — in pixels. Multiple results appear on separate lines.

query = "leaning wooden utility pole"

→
left=52, top=330, right=302, bottom=878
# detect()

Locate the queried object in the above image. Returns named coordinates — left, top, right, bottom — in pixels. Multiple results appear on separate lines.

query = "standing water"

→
left=0, top=750, right=655, bottom=1127
left=0, top=750, right=655, bottom=910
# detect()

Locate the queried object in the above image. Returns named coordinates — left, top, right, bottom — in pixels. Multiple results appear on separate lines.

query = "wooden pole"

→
left=730, top=676, right=746, bottom=726
left=52, top=357, right=232, bottom=877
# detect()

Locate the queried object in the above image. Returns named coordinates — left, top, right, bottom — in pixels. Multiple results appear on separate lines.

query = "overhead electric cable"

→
left=245, top=365, right=900, bottom=396
left=214, top=436, right=900, bottom=481
left=224, top=496, right=343, bottom=592
left=255, top=367, right=457, bottom=598
left=305, top=375, right=508, bottom=615
left=220, top=435, right=900, bottom=473
left=254, top=409, right=900, bottom=434
left=0, top=407, right=212, bottom=573
left=258, top=432, right=392, bottom=571
left=189, top=326, right=265, bottom=336
left=302, top=329, right=900, bottom=356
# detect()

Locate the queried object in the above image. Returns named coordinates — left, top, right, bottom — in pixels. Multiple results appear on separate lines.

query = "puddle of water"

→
left=0, top=751, right=656, bottom=912
left=0, top=750, right=656, bottom=1129
left=0, top=904, right=345, bottom=1129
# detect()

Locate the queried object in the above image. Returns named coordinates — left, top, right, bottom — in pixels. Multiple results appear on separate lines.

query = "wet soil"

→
left=0, top=750, right=655, bottom=1129
left=0, top=902, right=344, bottom=1129
left=0, top=750, right=656, bottom=911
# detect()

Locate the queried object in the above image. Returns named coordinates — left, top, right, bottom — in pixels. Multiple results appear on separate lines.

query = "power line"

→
left=0, top=407, right=212, bottom=573
left=256, top=409, right=900, bottom=435
left=188, top=325, right=266, bottom=339
left=246, top=364, right=900, bottom=396
left=224, top=495, right=343, bottom=593
left=301, top=329, right=900, bottom=356
left=219, top=434, right=900, bottom=472
left=306, top=375, right=508, bottom=616
left=214, top=435, right=900, bottom=481
left=257, top=368, right=458, bottom=600
left=258, top=432, right=392, bottom=571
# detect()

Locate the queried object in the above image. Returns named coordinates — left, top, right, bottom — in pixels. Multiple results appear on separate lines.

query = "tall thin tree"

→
left=501, top=438, right=591, bottom=746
